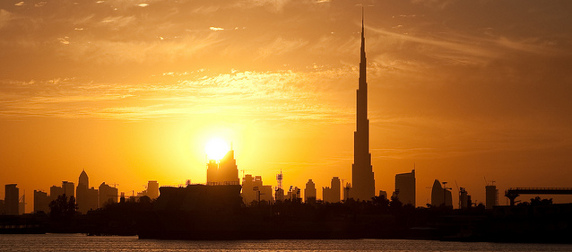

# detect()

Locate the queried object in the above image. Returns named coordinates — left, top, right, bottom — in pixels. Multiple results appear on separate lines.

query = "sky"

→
left=1, top=0, right=572, bottom=212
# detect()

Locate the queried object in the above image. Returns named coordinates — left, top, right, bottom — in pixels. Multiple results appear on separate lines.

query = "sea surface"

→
left=0, top=234, right=571, bottom=252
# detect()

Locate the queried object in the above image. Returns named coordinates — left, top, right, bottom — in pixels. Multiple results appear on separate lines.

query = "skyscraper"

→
left=99, top=182, right=118, bottom=207
left=147, top=181, right=159, bottom=199
left=5, top=184, right=19, bottom=215
left=323, top=177, right=341, bottom=203
left=241, top=174, right=273, bottom=205
left=304, top=179, right=316, bottom=203
left=206, top=150, right=239, bottom=186
left=62, top=181, right=75, bottom=198
left=76, top=170, right=99, bottom=213
left=33, top=190, right=50, bottom=213
left=394, top=169, right=416, bottom=206
left=76, top=170, right=89, bottom=213
left=431, top=179, right=452, bottom=207
left=351, top=10, right=375, bottom=201
left=485, top=184, right=498, bottom=209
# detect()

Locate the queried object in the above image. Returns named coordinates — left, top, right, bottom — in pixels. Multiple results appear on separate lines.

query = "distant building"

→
left=99, top=182, right=118, bottom=208
left=459, top=187, right=472, bottom=209
left=485, top=184, right=498, bottom=209
left=394, top=169, right=415, bottom=206
left=76, top=170, right=98, bottom=213
left=431, top=179, right=452, bottom=207
left=304, top=179, right=316, bottom=203
left=241, top=175, right=273, bottom=205
left=34, top=190, right=50, bottom=213
left=62, top=181, right=75, bottom=198
left=287, top=186, right=300, bottom=202
left=50, top=185, right=64, bottom=201
left=275, top=187, right=285, bottom=202
left=206, top=150, right=239, bottom=186
left=323, top=177, right=341, bottom=203
left=206, top=160, right=218, bottom=185
left=343, top=183, right=352, bottom=201
left=5, top=184, right=19, bottom=215
left=147, top=181, right=159, bottom=199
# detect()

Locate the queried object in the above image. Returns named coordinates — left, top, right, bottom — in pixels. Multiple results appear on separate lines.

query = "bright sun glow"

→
left=205, top=138, right=230, bottom=161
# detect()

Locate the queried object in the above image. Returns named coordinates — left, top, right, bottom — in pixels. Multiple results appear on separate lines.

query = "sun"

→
left=205, top=138, right=230, bottom=161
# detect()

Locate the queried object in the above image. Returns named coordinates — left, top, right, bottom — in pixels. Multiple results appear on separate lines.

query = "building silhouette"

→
left=99, top=182, right=118, bottom=208
left=147, top=181, right=159, bottom=199
left=275, top=188, right=285, bottom=202
left=50, top=185, right=64, bottom=201
left=485, top=184, right=498, bottom=209
left=304, top=179, right=316, bottom=203
left=323, top=177, right=341, bottom=203
left=287, top=186, right=301, bottom=201
left=206, top=150, right=239, bottom=186
left=241, top=174, right=273, bottom=205
left=5, top=184, right=19, bottom=215
left=33, top=190, right=50, bottom=213
left=459, top=187, right=472, bottom=209
left=394, top=169, right=416, bottom=206
left=351, top=11, right=375, bottom=201
left=76, top=170, right=99, bottom=213
left=431, top=179, right=452, bottom=207
left=343, top=183, right=352, bottom=201
left=62, top=181, right=75, bottom=198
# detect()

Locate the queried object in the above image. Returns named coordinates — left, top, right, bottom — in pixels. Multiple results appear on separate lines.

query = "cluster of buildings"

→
left=0, top=171, right=159, bottom=215
left=1, top=17, right=503, bottom=215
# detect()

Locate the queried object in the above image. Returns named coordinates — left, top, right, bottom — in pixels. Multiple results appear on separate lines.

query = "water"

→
left=0, top=234, right=571, bottom=252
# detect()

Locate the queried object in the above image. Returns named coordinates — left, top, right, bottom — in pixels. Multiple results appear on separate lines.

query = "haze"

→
left=1, top=0, right=572, bottom=211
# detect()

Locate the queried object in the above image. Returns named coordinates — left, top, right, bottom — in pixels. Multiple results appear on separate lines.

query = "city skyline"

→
left=2, top=1, right=572, bottom=212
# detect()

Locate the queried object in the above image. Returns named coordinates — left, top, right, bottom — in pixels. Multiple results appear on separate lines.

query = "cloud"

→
left=0, top=69, right=354, bottom=122
left=0, top=9, right=12, bottom=29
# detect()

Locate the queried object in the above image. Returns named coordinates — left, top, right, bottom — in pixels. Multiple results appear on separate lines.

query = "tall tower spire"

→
left=352, top=8, right=375, bottom=201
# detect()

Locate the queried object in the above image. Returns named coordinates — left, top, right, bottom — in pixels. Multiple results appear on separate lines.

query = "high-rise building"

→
left=304, top=179, right=316, bottom=203
left=79, top=170, right=88, bottom=188
left=62, top=181, right=75, bottom=198
left=50, top=185, right=64, bottom=201
left=351, top=10, right=375, bottom=201
left=34, top=190, right=50, bottom=213
left=241, top=174, right=273, bottom=205
left=99, top=182, right=118, bottom=208
left=5, top=184, right=19, bottom=215
left=206, top=150, right=239, bottom=186
left=147, top=181, right=159, bottom=199
left=206, top=160, right=218, bottom=185
left=459, top=187, right=472, bottom=209
left=76, top=170, right=89, bottom=213
left=323, top=177, right=341, bottom=203
left=394, top=169, right=416, bottom=206
left=485, top=184, right=498, bottom=209
left=431, top=179, right=452, bottom=207
left=275, top=188, right=285, bottom=202
left=287, top=186, right=300, bottom=202
left=76, top=170, right=98, bottom=213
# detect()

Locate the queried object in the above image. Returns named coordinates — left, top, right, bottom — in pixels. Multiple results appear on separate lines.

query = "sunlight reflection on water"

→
left=0, top=234, right=570, bottom=252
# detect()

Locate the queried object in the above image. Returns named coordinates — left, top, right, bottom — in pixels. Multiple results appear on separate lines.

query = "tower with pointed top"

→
left=351, top=10, right=375, bottom=201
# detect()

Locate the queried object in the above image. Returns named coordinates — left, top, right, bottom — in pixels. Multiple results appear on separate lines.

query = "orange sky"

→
left=1, top=0, right=572, bottom=212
